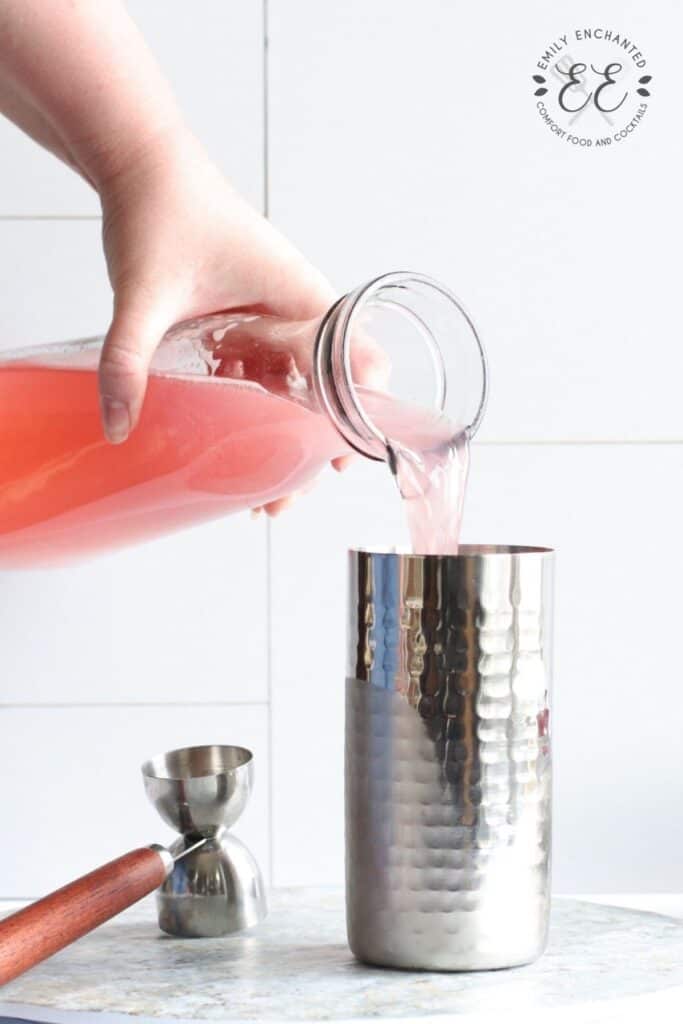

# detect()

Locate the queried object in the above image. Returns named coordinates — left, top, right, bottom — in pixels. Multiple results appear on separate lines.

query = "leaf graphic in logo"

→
left=532, top=75, right=546, bottom=84
left=637, top=88, right=650, bottom=96
left=638, top=75, right=652, bottom=84
left=534, top=87, right=548, bottom=96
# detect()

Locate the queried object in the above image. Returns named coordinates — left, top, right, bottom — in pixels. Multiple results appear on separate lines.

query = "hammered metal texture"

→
left=345, top=547, right=553, bottom=970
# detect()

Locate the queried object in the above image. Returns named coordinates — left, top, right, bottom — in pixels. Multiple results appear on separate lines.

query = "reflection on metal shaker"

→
left=345, top=546, right=554, bottom=970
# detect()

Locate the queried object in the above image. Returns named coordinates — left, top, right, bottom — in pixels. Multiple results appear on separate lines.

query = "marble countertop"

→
left=1, top=889, right=683, bottom=1024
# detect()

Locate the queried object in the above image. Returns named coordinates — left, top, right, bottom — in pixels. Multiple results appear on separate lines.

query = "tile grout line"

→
left=475, top=439, right=683, bottom=447
left=263, top=0, right=275, bottom=891
left=262, top=0, right=270, bottom=226
left=0, top=701, right=270, bottom=710
left=0, top=214, right=100, bottom=221
left=266, top=521, right=274, bottom=889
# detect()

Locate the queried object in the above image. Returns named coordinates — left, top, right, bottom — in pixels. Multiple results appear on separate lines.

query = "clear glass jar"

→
left=0, top=271, right=486, bottom=567
left=313, top=271, right=487, bottom=461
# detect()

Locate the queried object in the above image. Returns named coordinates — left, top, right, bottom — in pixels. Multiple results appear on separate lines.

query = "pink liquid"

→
left=393, top=431, right=469, bottom=556
left=0, top=362, right=468, bottom=567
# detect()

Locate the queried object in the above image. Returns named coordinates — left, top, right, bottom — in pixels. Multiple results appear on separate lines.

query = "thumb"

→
left=99, top=297, right=173, bottom=444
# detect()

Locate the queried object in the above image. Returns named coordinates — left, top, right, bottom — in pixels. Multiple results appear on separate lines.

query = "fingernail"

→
left=266, top=496, right=295, bottom=518
left=102, top=399, right=130, bottom=444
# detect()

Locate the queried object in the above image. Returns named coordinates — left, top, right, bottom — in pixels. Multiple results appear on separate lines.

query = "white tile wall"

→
left=0, top=2, right=269, bottom=898
left=0, top=704, right=269, bottom=895
left=0, top=515, right=267, bottom=706
left=466, top=443, right=683, bottom=892
left=268, top=0, right=683, bottom=443
left=0, top=221, right=111, bottom=349
left=266, top=0, right=683, bottom=894
left=0, top=0, right=681, bottom=902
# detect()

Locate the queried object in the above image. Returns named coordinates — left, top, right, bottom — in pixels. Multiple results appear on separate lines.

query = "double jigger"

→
left=0, top=744, right=267, bottom=986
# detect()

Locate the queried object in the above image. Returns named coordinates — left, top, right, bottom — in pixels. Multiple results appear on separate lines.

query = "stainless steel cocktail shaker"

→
left=346, top=546, right=554, bottom=971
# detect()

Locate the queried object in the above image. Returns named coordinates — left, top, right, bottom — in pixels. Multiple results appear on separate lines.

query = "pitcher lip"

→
left=350, top=544, right=554, bottom=557
left=313, top=271, right=489, bottom=462
left=343, top=271, right=489, bottom=440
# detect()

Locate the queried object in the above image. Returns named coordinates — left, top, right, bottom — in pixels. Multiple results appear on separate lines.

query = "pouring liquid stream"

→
left=355, top=386, right=469, bottom=556
left=392, top=431, right=469, bottom=557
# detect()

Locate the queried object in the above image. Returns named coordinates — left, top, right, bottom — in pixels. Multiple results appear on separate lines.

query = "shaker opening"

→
left=350, top=544, right=554, bottom=557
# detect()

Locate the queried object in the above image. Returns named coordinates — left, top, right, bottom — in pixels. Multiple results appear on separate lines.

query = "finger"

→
left=263, top=495, right=296, bottom=518
left=213, top=318, right=313, bottom=389
left=269, top=262, right=336, bottom=322
left=260, top=473, right=320, bottom=517
left=218, top=192, right=337, bottom=323
left=99, top=298, right=173, bottom=443
left=212, top=316, right=320, bottom=387
left=212, top=314, right=392, bottom=398
left=247, top=219, right=337, bottom=323
left=332, top=454, right=355, bottom=472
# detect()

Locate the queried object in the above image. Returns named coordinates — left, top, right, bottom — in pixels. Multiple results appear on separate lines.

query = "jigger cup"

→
left=142, top=744, right=267, bottom=938
left=346, top=546, right=554, bottom=971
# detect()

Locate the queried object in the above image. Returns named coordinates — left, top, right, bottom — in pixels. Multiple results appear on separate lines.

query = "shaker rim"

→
left=350, top=544, right=554, bottom=557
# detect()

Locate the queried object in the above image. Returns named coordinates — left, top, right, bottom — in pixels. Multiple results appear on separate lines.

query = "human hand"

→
left=0, top=1, right=388, bottom=515
left=98, top=132, right=386, bottom=513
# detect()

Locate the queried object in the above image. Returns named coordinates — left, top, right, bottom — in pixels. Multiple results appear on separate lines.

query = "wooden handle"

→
left=0, top=847, right=168, bottom=986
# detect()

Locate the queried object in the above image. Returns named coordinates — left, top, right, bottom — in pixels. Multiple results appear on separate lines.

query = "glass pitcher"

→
left=0, top=272, right=487, bottom=567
